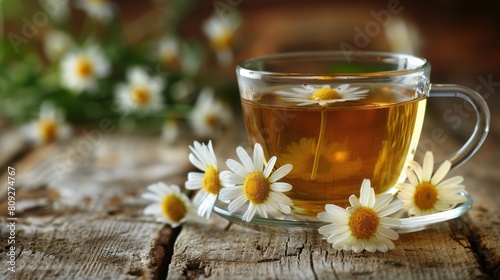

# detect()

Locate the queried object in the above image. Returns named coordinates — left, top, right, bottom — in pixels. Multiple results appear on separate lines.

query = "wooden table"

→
left=1, top=96, right=499, bottom=279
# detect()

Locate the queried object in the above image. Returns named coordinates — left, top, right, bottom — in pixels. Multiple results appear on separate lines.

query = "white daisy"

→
left=40, top=0, right=70, bottom=22
left=159, top=36, right=180, bottom=68
left=202, top=13, right=241, bottom=66
left=219, top=143, right=294, bottom=222
left=396, top=151, right=467, bottom=216
left=189, top=87, right=232, bottom=138
left=44, top=30, right=75, bottom=62
left=60, top=45, right=110, bottom=93
left=142, top=182, right=191, bottom=227
left=276, top=84, right=369, bottom=106
left=318, top=179, right=403, bottom=253
left=114, top=67, right=165, bottom=114
left=23, top=102, right=72, bottom=145
left=76, top=0, right=114, bottom=23
left=185, top=140, right=222, bottom=219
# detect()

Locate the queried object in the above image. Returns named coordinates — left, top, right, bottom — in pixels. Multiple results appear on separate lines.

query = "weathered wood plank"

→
left=1, top=214, right=171, bottom=280
left=0, top=133, right=193, bottom=279
left=168, top=217, right=487, bottom=279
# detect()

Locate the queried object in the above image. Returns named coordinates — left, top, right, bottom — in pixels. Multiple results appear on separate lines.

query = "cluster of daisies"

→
left=142, top=140, right=467, bottom=253
left=22, top=0, right=240, bottom=145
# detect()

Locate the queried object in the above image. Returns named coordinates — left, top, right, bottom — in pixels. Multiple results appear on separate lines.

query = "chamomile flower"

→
left=76, top=0, right=114, bottom=23
left=396, top=151, right=467, bottom=216
left=44, top=30, right=75, bottom=62
left=185, top=140, right=222, bottom=219
left=189, top=87, right=232, bottom=138
left=60, top=45, right=110, bottom=93
left=23, top=102, right=71, bottom=145
left=40, top=0, right=70, bottom=23
left=159, top=36, right=180, bottom=68
left=142, top=182, right=191, bottom=227
left=114, top=67, right=165, bottom=114
left=318, top=179, right=403, bottom=253
left=276, top=84, right=369, bottom=107
left=219, top=143, right=294, bottom=222
left=202, top=13, right=241, bottom=66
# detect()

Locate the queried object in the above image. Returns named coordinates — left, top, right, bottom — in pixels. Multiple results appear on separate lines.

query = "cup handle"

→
left=428, top=84, right=490, bottom=170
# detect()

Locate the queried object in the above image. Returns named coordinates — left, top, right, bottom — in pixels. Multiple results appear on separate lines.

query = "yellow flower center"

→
left=414, top=182, right=438, bottom=210
left=243, top=172, right=270, bottom=204
left=311, top=88, right=341, bottom=101
left=131, top=86, right=151, bottom=105
left=349, top=207, right=379, bottom=239
left=76, top=57, right=93, bottom=78
left=204, top=114, right=220, bottom=129
left=39, top=120, right=58, bottom=142
left=212, top=31, right=232, bottom=51
left=202, top=165, right=220, bottom=195
left=161, top=195, right=187, bottom=222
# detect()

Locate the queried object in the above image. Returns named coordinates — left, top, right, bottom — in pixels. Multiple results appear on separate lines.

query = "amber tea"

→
left=241, top=85, right=427, bottom=215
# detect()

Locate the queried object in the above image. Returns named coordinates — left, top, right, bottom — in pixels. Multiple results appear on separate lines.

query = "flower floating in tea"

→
left=60, top=45, right=110, bottom=93
left=396, top=151, right=467, bottom=216
left=317, top=179, right=403, bottom=253
left=23, top=102, right=72, bottom=145
left=114, top=67, right=165, bottom=114
left=185, top=140, right=223, bottom=219
left=219, top=143, right=294, bottom=222
left=142, top=182, right=192, bottom=228
left=275, top=84, right=369, bottom=107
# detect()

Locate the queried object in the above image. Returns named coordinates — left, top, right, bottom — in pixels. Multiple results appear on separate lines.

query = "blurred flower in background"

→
left=114, top=66, right=165, bottom=115
left=22, top=102, right=72, bottom=145
left=0, top=0, right=242, bottom=143
left=60, top=45, right=110, bottom=93
left=76, top=0, right=115, bottom=23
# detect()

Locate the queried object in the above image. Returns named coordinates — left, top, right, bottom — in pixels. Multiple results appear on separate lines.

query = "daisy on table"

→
left=60, top=45, right=110, bottom=93
left=76, top=0, right=115, bottom=23
left=142, top=182, right=192, bottom=227
left=219, top=143, right=294, bottom=222
left=23, top=102, right=72, bottom=145
left=114, top=67, right=165, bottom=115
left=185, top=140, right=222, bottom=219
left=317, top=179, right=403, bottom=253
left=396, top=151, right=467, bottom=216
left=189, top=87, right=232, bottom=138
left=202, top=13, right=241, bottom=66
left=276, top=84, right=369, bottom=107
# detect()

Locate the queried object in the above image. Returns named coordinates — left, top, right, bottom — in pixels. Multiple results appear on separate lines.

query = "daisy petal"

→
left=431, top=160, right=451, bottom=185
left=422, top=151, right=434, bottom=182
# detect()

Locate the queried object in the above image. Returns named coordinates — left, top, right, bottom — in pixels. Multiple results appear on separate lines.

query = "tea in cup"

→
left=236, top=52, right=489, bottom=216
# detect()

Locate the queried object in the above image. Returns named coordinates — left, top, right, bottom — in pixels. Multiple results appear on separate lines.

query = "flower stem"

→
left=311, top=110, right=327, bottom=180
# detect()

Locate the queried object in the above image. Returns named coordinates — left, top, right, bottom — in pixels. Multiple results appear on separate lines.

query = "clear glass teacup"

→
left=236, top=51, right=490, bottom=216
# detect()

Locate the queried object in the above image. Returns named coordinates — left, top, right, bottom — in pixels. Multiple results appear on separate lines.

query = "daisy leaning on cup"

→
left=219, top=143, right=294, bottom=222
left=317, top=179, right=403, bottom=253
left=185, top=140, right=222, bottom=219
left=396, top=151, right=467, bottom=216
left=142, top=182, right=191, bottom=228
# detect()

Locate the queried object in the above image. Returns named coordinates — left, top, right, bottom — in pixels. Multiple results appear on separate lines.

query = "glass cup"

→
left=236, top=51, right=490, bottom=216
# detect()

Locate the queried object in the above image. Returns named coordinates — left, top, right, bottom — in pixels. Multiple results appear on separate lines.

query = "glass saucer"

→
left=213, top=191, right=472, bottom=235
